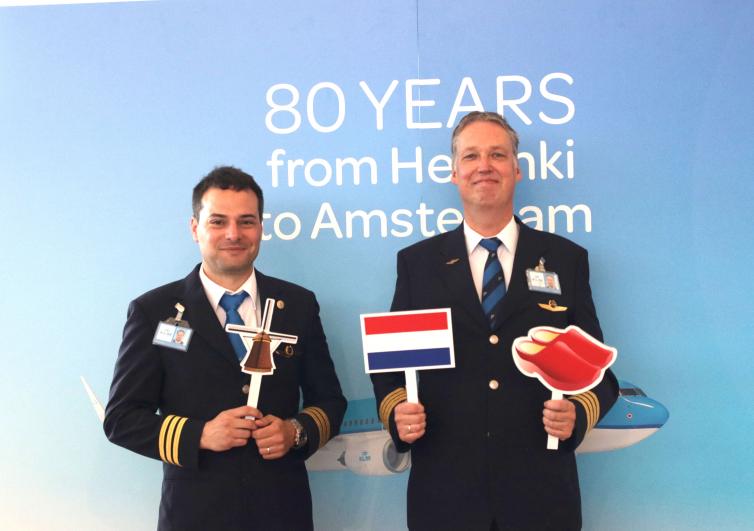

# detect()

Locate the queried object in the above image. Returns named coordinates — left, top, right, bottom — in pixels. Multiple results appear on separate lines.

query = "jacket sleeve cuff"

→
left=298, top=406, right=333, bottom=458
left=157, top=415, right=204, bottom=469
left=565, top=390, right=600, bottom=450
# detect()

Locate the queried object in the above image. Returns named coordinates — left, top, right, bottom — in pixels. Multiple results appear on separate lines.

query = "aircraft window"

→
left=620, top=387, right=646, bottom=396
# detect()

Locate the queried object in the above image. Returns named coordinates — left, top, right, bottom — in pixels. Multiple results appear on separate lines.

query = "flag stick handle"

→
left=405, top=369, right=419, bottom=403
left=547, top=390, right=564, bottom=450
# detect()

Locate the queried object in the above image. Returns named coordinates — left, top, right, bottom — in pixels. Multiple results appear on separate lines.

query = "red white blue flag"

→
left=361, top=309, right=455, bottom=373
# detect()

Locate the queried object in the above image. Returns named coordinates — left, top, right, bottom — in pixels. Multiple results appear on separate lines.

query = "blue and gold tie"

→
left=219, top=291, right=249, bottom=360
left=479, top=238, right=506, bottom=329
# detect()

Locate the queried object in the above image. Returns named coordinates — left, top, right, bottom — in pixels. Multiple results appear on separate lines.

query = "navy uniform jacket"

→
left=371, top=221, right=618, bottom=531
left=104, top=265, right=346, bottom=531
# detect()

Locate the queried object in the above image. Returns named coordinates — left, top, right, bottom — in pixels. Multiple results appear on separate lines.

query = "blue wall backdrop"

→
left=1, top=1, right=753, bottom=529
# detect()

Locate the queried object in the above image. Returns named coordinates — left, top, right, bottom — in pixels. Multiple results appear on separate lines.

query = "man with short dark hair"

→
left=105, top=166, right=346, bottom=531
left=372, top=112, right=618, bottom=530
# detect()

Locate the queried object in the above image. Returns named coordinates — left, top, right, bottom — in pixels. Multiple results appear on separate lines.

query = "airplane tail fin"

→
left=80, top=376, right=105, bottom=422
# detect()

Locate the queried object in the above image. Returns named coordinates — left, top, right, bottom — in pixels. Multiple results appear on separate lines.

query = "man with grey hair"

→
left=372, top=111, right=618, bottom=530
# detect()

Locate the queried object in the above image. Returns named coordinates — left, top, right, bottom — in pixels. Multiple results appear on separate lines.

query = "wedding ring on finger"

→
left=408, top=424, right=413, bottom=433
left=266, top=447, right=271, bottom=454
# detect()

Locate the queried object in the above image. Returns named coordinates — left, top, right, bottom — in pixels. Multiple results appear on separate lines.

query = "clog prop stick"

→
left=361, top=309, right=455, bottom=403
left=226, top=298, right=298, bottom=411
left=512, top=325, right=617, bottom=450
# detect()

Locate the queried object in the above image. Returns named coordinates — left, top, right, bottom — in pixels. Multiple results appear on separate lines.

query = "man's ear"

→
left=190, top=217, right=199, bottom=242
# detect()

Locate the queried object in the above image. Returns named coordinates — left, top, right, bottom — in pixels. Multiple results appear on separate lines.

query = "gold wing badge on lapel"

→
left=539, top=299, right=568, bottom=312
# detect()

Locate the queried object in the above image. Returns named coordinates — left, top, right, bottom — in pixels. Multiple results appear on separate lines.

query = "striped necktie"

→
left=479, top=238, right=506, bottom=329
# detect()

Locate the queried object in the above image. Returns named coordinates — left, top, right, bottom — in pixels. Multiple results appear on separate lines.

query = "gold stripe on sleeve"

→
left=570, top=391, right=599, bottom=431
left=158, top=415, right=176, bottom=464
left=158, top=415, right=188, bottom=466
left=379, top=387, right=407, bottom=428
left=575, top=394, right=596, bottom=429
left=584, top=391, right=600, bottom=428
left=164, top=417, right=179, bottom=465
left=169, top=417, right=188, bottom=467
left=302, top=406, right=331, bottom=448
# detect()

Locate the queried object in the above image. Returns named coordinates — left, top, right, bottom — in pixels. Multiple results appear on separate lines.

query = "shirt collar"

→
left=463, top=217, right=519, bottom=256
left=199, top=266, right=258, bottom=312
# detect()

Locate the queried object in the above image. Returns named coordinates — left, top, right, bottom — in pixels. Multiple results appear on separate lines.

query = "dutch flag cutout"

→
left=361, top=309, right=455, bottom=403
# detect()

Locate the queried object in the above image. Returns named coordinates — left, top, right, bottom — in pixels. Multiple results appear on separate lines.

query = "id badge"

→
left=526, top=258, right=562, bottom=295
left=152, top=303, right=193, bottom=351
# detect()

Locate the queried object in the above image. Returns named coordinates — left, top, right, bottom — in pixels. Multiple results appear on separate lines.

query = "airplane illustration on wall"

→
left=305, top=380, right=669, bottom=475
left=81, top=377, right=668, bottom=476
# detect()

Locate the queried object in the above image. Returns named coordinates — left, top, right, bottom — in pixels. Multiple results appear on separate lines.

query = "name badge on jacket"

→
left=153, top=303, right=193, bottom=351
left=526, top=257, right=561, bottom=295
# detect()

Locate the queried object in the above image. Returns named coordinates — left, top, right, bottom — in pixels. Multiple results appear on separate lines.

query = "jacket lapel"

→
left=255, top=270, right=286, bottom=336
left=440, top=224, right=488, bottom=327
left=494, top=220, right=549, bottom=328
left=181, top=265, right=240, bottom=368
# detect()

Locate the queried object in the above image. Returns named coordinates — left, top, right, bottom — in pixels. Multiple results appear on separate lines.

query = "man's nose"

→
left=477, top=154, right=492, bottom=171
left=225, top=221, right=240, bottom=239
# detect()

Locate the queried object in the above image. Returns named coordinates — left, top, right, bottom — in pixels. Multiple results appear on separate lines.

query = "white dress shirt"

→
left=199, top=266, right=260, bottom=329
left=463, top=218, right=519, bottom=302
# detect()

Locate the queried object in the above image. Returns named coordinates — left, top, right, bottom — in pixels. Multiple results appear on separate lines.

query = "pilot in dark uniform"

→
left=371, top=113, right=618, bottom=531
left=105, top=166, right=346, bottom=531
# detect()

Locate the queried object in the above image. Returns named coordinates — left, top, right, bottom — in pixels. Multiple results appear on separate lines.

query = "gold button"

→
left=489, top=334, right=499, bottom=345
left=276, top=300, right=285, bottom=310
left=241, top=384, right=250, bottom=395
left=489, top=380, right=500, bottom=390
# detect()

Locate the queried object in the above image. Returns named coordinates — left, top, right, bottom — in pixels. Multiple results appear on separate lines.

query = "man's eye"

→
left=241, top=219, right=257, bottom=227
left=208, top=219, right=225, bottom=226
left=463, top=153, right=477, bottom=160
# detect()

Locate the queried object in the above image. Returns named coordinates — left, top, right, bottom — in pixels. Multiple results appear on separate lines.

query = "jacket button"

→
left=241, top=384, right=250, bottom=395
left=489, top=334, right=499, bottom=345
left=489, top=379, right=500, bottom=390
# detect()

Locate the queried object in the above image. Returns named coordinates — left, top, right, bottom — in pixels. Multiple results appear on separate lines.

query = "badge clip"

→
left=165, top=303, right=189, bottom=327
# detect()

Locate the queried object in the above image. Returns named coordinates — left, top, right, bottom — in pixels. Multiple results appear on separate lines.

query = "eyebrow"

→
left=461, top=144, right=510, bottom=152
left=207, top=213, right=259, bottom=219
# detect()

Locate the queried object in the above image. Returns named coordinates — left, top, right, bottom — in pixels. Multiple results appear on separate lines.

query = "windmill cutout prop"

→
left=512, top=325, right=617, bottom=450
left=226, top=298, right=298, bottom=412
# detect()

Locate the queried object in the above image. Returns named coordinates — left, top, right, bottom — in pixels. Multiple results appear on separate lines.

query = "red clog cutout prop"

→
left=530, top=326, right=615, bottom=367
left=512, top=325, right=617, bottom=450
left=514, top=340, right=602, bottom=393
